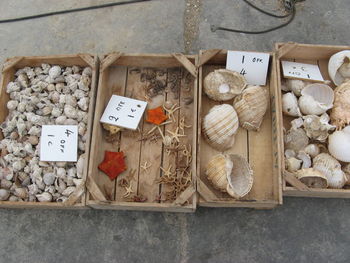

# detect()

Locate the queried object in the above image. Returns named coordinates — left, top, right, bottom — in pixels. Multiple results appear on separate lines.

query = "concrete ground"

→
left=0, top=0, right=350, bottom=262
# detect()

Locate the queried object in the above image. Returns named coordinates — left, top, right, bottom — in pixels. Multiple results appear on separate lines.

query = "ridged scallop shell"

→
left=205, top=154, right=253, bottom=198
left=313, top=153, right=347, bottom=188
left=330, top=81, right=350, bottom=129
left=204, top=69, right=246, bottom=101
left=295, top=168, right=328, bottom=188
left=233, top=85, right=269, bottom=131
left=328, top=50, right=350, bottom=85
left=202, top=104, right=239, bottom=151
left=298, top=84, right=334, bottom=115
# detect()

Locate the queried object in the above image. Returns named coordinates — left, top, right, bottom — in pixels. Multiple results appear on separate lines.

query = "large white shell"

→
left=328, top=125, right=350, bottom=162
left=202, top=104, right=239, bottom=151
left=284, top=128, right=309, bottom=152
left=295, top=168, right=328, bottom=188
left=302, top=113, right=336, bottom=142
left=313, top=153, right=347, bottom=188
left=282, top=92, right=301, bottom=117
left=298, top=84, right=334, bottom=115
left=328, top=50, right=350, bottom=85
left=233, top=85, right=269, bottom=131
left=204, top=69, right=247, bottom=101
left=330, top=81, right=350, bottom=129
left=205, top=154, right=253, bottom=198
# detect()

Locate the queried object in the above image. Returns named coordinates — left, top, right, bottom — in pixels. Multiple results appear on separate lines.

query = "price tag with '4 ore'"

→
left=226, top=50, right=270, bottom=86
left=40, top=125, right=78, bottom=162
left=100, top=95, right=147, bottom=130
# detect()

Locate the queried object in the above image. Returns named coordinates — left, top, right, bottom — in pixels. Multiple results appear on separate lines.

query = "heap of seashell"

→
left=282, top=50, right=350, bottom=189
left=0, top=64, right=91, bottom=202
left=202, top=69, right=269, bottom=198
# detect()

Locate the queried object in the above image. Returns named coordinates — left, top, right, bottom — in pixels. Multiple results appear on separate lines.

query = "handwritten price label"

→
left=40, top=125, right=78, bottom=162
left=281, top=61, right=324, bottom=82
left=100, top=95, right=147, bottom=130
left=226, top=51, right=270, bottom=85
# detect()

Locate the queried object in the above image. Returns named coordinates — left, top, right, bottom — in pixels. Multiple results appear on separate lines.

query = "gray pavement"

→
left=0, top=0, right=350, bottom=262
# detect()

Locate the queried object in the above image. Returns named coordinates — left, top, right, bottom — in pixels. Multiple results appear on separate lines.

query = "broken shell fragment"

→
left=204, top=69, right=246, bottom=101
left=303, top=144, right=320, bottom=158
left=297, top=151, right=311, bottom=169
left=285, top=157, right=302, bottom=172
left=36, top=192, right=53, bottom=202
left=282, top=92, right=301, bottom=117
left=330, top=81, right=350, bottom=129
left=284, top=128, right=309, bottom=152
left=298, top=84, right=334, bottom=115
left=233, top=85, right=269, bottom=131
left=202, top=104, right=239, bottom=151
left=205, top=154, right=253, bottom=198
left=328, top=50, right=350, bottom=85
left=285, top=79, right=306, bottom=96
left=0, top=189, right=10, bottom=201
left=295, top=168, right=328, bottom=188
left=303, top=113, right=336, bottom=142
left=328, top=125, right=350, bottom=162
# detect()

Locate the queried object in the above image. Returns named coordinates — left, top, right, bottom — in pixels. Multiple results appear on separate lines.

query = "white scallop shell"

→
left=328, top=50, right=350, bottom=85
left=205, top=154, right=253, bottom=198
left=295, top=168, right=328, bottom=188
left=328, top=125, right=350, bottom=162
left=204, top=69, right=246, bottom=101
left=282, top=92, right=301, bottom=117
left=313, top=153, right=347, bottom=188
left=202, top=104, right=239, bottom=151
left=298, top=83, right=334, bottom=115
left=233, top=85, right=269, bottom=131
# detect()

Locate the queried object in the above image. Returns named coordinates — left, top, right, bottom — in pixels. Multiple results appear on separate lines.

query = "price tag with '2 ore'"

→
left=100, top=95, right=147, bottom=130
left=226, top=50, right=270, bottom=86
left=40, top=125, right=78, bottom=162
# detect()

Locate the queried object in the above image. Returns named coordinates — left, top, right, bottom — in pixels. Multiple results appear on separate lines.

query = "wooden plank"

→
left=115, top=67, right=144, bottom=201
left=138, top=68, right=167, bottom=202
left=101, top=52, right=123, bottom=72
left=88, top=66, right=127, bottom=201
left=2, top=57, right=24, bottom=72
left=172, top=53, right=197, bottom=77
left=283, top=172, right=310, bottom=191
left=197, top=49, right=222, bottom=67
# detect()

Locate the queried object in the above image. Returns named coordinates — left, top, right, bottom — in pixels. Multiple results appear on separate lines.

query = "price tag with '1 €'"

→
left=226, top=50, right=270, bottom=86
left=281, top=61, right=324, bottom=82
left=100, top=95, right=147, bottom=130
left=40, top=125, right=78, bottom=162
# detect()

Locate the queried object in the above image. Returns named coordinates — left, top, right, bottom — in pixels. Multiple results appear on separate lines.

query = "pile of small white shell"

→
left=0, top=64, right=91, bottom=202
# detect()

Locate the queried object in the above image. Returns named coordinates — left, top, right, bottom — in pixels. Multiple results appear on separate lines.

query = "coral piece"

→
left=98, top=151, right=127, bottom=180
left=330, top=81, right=350, bottom=129
left=146, top=106, right=168, bottom=125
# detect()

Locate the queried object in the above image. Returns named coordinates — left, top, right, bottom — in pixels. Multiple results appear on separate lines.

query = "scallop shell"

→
left=204, top=69, right=246, bottom=101
left=328, top=125, right=350, bottom=162
left=282, top=92, right=301, bottom=117
left=295, top=168, right=328, bottom=188
left=328, top=50, right=350, bottom=85
left=205, top=154, right=253, bottom=198
left=202, top=104, right=239, bottom=151
left=233, top=85, right=269, bottom=131
left=313, top=153, right=347, bottom=188
left=330, top=81, right=350, bottom=129
left=298, top=84, right=334, bottom=115
left=284, top=128, right=309, bottom=152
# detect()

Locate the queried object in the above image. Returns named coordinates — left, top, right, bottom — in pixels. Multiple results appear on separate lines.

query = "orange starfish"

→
left=146, top=106, right=168, bottom=125
left=98, top=151, right=127, bottom=180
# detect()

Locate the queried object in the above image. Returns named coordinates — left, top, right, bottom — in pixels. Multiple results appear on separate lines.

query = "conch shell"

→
left=328, top=50, right=350, bottom=85
left=295, top=168, right=328, bottom=188
left=205, top=154, right=253, bottom=198
left=302, top=113, right=336, bottom=142
left=298, top=84, right=334, bottom=115
left=328, top=125, right=350, bottom=162
left=282, top=92, right=301, bottom=117
left=330, top=81, right=350, bottom=129
left=204, top=69, right=246, bottom=101
left=284, top=128, right=309, bottom=152
left=233, top=85, right=269, bottom=131
left=202, top=104, right=239, bottom=151
left=313, top=153, right=347, bottom=188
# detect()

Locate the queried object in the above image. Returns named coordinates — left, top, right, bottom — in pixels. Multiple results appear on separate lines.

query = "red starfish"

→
left=146, top=106, right=168, bottom=125
left=98, top=151, right=127, bottom=180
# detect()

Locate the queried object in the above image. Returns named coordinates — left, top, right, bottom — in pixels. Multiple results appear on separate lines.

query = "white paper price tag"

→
left=100, top=95, right=147, bottom=130
left=226, top=50, right=270, bottom=86
left=40, top=125, right=78, bottom=162
left=281, top=61, right=324, bottom=82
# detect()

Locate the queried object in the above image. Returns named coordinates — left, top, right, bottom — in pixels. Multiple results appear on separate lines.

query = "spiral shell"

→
left=202, top=104, right=239, bottom=151
left=328, top=50, right=350, bottom=85
left=204, top=69, right=246, bottom=101
left=282, top=92, right=301, bottom=117
left=233, top=85, right=269, bottom=131
left=205, top=154, right=253, bottom=198
left=330, top=81, right=350, bottom=129
left=295, top=168, right=328, bottom=188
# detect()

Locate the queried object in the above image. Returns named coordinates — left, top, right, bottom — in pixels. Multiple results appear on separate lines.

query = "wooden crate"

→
left=275, top=42, right=350, bottom=198
left=196, top=49, right=282, bottom=208
left=0, top=54, right=99, bottom=208
left=87, top=52, right=198, bottom=212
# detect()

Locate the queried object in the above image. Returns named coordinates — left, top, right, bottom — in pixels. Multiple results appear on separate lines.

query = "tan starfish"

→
left=123, top=185, right=134, bottom=198
left=179, top=116, right=192, bottom=135
left=141, top=161, right=152, bottom=173
left=163, top=103, right=181, bottom=122
left=147, top=120, right=173, bottom=135
left=167, top=127, right=186, bottom=142
left=182, top=144, right=192, bottom=166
